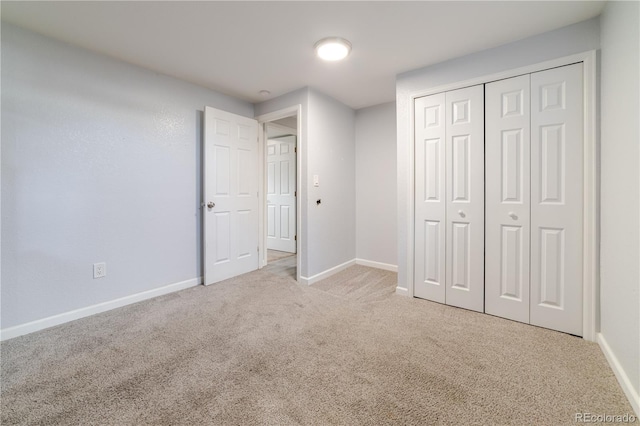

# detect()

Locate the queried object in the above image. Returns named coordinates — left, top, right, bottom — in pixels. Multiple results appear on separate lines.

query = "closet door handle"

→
left=508, top=212, right=518, bottom=220
left=458, top=210, right=466, bottom=218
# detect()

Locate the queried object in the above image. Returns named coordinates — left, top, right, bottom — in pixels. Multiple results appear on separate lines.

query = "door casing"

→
left=256, top=105, right=303, bottom=283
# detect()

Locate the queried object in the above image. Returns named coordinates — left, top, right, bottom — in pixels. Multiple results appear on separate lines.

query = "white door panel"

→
left=267, top=136, right=297, bottom=253
left=445, top=85, right=484, bottom=312
left=530, top=63, right=583, bottom=336
left=204, top=106, right=259, bottom=285
left=414, top=93, right=446, bottom=303
left=485, top=74, right=531, bottom=323
left=267, top=204, right=276, bottom=238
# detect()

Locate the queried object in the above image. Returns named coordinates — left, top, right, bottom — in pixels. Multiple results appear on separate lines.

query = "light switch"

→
left=313, top=175, right=319, bottom=187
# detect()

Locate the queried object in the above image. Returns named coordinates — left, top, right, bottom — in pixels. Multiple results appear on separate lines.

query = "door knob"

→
left=508, top=212, right=518, bottom=220
left=207, top=202, right=215, bottom=209
left=458, top=210, right=466, bottom=218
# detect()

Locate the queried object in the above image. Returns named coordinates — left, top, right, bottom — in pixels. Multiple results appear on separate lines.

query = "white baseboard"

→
left=355, top=258, right=398, bottom=272
left=597, top=333, right=640, bottom=416
left=395, top=286, right=410, bottom=297
left=300, top=259, right=356, bottom=285
left=0, top=277, right=203, bottom=342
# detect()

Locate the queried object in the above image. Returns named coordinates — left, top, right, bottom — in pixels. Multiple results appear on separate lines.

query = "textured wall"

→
left=1, top=24, right=253, bottom=328
left=599, top=0, right=640, bottom=407
left=305, top=90, right=356, bottom=277
left=355, top=102, right=397, bottom=267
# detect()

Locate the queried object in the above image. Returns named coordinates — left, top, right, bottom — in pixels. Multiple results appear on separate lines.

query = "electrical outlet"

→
left=93, top=262, right=106, bottom=279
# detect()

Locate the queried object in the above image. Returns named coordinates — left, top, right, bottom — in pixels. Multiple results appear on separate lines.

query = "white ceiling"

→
left=1, top=1, right=605, bottom=110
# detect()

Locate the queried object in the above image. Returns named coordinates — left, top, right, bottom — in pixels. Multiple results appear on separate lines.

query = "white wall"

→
left=1, top=24, right=254, bottom=330
left=305, top=90, right=356, bottom=278
left=355, top=102, right=397, bottom=268
left=599, top=0, right=640, bottom=410
left=256, top=88, right=357, bottom=280
left=395, top=17, right=601, bottom=293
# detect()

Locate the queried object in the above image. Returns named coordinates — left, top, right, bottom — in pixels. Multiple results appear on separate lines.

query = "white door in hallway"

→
left=485, top=74, right=531, bottom=323
left=530, top=63, right=583, bottom=336
left=203, top=106, right=259, bottom=285
left=267, top=136, right=297, bottom=253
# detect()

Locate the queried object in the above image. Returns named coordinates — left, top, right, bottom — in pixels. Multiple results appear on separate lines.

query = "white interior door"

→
left=530, top=63, right=583, bottom=336
left=485, top=74, right=531, bottom=323
left=267, top=136, right=297, bottom=253
left=203, top=106, right=259, bottom=285
left=445, top=85, right=485, bottom=312
left=414, top=93, right=447, bottom=303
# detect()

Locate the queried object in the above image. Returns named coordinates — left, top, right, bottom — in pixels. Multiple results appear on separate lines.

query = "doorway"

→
left=266, top=122, right=297, bottom=253
left=257, top=107, right=301, bottom=283
left=264, top=120, right=297, bottom=279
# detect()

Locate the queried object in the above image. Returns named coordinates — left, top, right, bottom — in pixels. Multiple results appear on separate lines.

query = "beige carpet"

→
left=267, top=249, right=296, bottom=263
left=265, top=253, right=296, bottom=280
left=1, top=264, right=634, bottom=425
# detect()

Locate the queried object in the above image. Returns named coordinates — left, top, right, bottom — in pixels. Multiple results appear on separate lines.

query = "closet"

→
left=414, top=63, right=584, bottom=336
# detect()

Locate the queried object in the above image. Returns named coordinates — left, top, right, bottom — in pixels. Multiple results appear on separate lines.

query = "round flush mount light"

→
left=314, top=37, right=351, bottom=61
left=259, top=90, right=271, bottom=97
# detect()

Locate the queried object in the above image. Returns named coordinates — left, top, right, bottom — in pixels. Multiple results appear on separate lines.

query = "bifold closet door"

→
left=530, top=63, right=583, bottom=336
left=414, top=93, right=446, bottom=302
left=485, top=74, right=531, bottom=323
left=445, top=86, right=484, bottom=312
left=414, top=85, right=484, bottom=312
left=485, top=63, right=584, bottom=336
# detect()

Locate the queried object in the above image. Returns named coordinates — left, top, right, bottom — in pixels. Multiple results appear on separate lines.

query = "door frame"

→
left=256, top=105, right=302, bottom=283
left=403, top=51, right=597, bottom=341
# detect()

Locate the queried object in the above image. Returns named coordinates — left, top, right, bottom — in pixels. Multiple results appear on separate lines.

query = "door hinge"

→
left=295, top=191, right=297, bottom=197
left=257, top=246, right=259, bottom=252
left=294, top=147, right=297, bottom=153
left=295, top=235, right=297, bottom=241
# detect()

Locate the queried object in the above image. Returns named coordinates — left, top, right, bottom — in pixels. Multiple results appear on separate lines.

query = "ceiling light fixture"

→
left=314, top=37, right=351, bottom=61
left=259, top=90, right=271, bottom=97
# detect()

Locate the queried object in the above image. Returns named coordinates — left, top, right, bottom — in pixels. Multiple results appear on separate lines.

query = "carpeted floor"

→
left=267, top=249, right=296, bottom=263
left=1, top=263, right=634, bottom=425
left=265, top=253, right=296, bottom=281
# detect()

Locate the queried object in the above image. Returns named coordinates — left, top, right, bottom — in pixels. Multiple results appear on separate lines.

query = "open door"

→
left=203, top=106, right=259, bottom=285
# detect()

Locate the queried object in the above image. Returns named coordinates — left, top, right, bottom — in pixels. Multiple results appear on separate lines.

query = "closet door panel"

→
left=485, top=74, right=531, bottom=323
left=445, top=85, right=484, bottom=312
left=530, top=63, right=583, bottom=336
left=414, top=94, right=446, bottom=302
